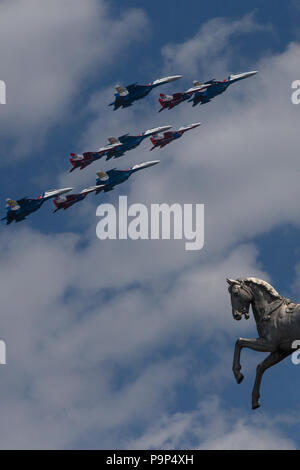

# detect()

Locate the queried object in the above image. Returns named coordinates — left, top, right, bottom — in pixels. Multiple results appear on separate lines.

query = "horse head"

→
left=227, top=278, right=253, bottom=321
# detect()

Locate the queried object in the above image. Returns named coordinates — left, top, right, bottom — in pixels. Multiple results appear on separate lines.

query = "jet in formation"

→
left=109, top=75, right=182, bottom=110
left=69, top=126, right=171, bottom=172
left=189, top=71, right=257, bottom=106
left=69, top=140, right=122, bottom=172
left=1, top=188, right=72, bottom=224
left=150, top=123, right=201, bottom=150
left=158, top=83, right=211, bottom=111
left=3, top=69, right=258, bottom=225
left=95, top=160, right=160, bottom=192
left=53, top=186, right=105, bottom=212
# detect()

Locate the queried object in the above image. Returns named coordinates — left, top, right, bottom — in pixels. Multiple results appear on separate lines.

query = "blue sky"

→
left=0, top=0, right=300, bottom=449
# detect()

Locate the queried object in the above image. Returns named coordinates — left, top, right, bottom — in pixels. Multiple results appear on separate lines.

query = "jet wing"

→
left=80, top=186, right=100, bottom=195
left=125, top=83, right=139, bottom=92
left=204, top=79, right=217, bottom=84
left=191, top=93, right=210, bottom=106
left=186, top=83, right=211, bottom=95
left=81, top=161, right=94, bottom=170
left=172, top=92, right=184, bottom=100
left=43, top=188, right=73, bottom=200
left=99, top=142, right=123, bottom=158
left=163, top=132, right=174, bottom=139
left=106, top=168, right=123, bottom=177
left=9, top=214, right=26, bottom=223
left=118, top=133, right=132, bottom=144
left=62, top=201, right=76, bottom=210
left=82, top=151, right=99, bottom=159
left=144, top=126, right=172, bottom=137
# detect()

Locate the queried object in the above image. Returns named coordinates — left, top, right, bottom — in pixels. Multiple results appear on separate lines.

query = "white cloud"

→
left=128, top=397, right=296, bottom=450
left=161, top=12, right=270, bottom=78
left=0, top=11, right=300, bottom=450
left=52, top=18, right=300, bottom=449
left=0, top=225, right=264, bottom=449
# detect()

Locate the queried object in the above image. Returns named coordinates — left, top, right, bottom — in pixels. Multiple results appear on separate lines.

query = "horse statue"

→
left=227, top=277, right=300, bottom=409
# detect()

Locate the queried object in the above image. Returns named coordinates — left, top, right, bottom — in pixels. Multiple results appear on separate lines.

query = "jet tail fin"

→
left=158, top=96, right=166, bottom=108
left=69, top=157, right=79, bottom=172
left=69, top=154, right=85, bottom=172
left=149, top=136, right=158, bottom=150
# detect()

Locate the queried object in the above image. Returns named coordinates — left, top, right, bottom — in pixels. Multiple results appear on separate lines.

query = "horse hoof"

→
left=235, top=373, right=244, bottom=384
left=252, top=401, right=261, bottom=410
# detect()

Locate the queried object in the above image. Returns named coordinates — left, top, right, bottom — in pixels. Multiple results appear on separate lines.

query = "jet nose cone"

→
left=46, top=187, right=73, bottom=198
left=59, top=187, right=73, bottom=195
left=230, top=71, right=258, bottom=82
left=157, top=125, right=172, bottom=132
left=167, top=75, right=183, bottom=82
left=145, top=160, right=160, bottom=168
left=152, top=75, right=183, bottom=86
left=132, top=160, right=160, bottom=171
left=144, top=125, right=172, bottom=136
left=243, top=70, right=258, bottom=78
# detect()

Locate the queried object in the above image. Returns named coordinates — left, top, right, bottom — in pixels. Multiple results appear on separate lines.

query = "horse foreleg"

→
left=252, top=350, right=291, bottom=410
left=233, top=337, right=272, bottom=384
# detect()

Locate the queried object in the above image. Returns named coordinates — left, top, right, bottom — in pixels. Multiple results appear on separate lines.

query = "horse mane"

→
left=238, top=277, right=282, bottom=300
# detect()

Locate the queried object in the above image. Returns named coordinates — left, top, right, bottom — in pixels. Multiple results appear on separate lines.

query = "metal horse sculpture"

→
left=227, top=277, right=300, bottom=409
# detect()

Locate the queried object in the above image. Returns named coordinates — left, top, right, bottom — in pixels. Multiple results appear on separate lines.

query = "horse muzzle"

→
left=233, top=311, right=243, bottom=321
left=233, top=308, right=250, bottom=321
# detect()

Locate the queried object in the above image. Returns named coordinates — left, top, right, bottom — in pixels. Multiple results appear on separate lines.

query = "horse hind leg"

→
left=252, top=350, right=291, bottom=410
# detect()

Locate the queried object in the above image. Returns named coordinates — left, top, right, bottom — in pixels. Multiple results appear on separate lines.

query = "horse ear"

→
left=226, top=278, right=239, bottom=286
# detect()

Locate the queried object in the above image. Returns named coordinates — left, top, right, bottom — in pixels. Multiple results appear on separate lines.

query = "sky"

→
left=0, top=0, right=300, bottom=450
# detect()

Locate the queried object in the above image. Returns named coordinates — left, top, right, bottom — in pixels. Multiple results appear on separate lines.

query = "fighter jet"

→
left=189, top=71, right=257, bottom=106
left=150, top=123, right=201, bottom=150
left=53, top=186, right=105, bottom=212
left=158, top=83, right=211, bottom=112
left=1, top=188, right=73, bottom=224
left=69, top=141, right=122, bottom=172
left=95, top=160, right=160, bottom=192
left=69, top=126, right=171, bottom=171
left=109, top=75, right=182, bottom=110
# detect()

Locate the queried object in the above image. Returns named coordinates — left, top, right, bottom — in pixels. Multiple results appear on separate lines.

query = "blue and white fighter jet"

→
left=189, top=71, right=257, bottom=106
left=95, top=160, right=160, bottom=192
left=1, top=188, right=73, bottom=224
